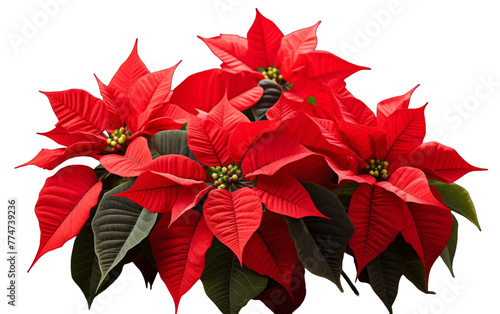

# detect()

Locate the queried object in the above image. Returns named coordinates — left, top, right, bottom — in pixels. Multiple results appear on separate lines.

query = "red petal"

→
left=150, top=210, right=213, bottom=312
left=395, top=142, right=486, bottom=183
left=229, top=119, right=281, bottom=164
left=241, top=132, right=317, bottom=178
left=140, top=154, right=207, bottom=181
left=254, top=173, right=326, bottom=218
left=378, top=167, right=447, bottom=208
left=377, top=85, right=419, bottom=126
left=29, top=165, right=102, bottom=271
left=266, top=94, right=304, bottom=121
left=382, top=105, right=427, bottom=161
left=38, top=125, right=104, bottom=147
left=401, top=201, right=452, bottom=281
left=198, top=35, right=255, bottom=73
left=108, top=39, right=150, bottom=95
left=206, top=94, right=250, bottom=135
left=247, top=9, right=284, bottom=67
left=187, top=118, right=231, bottom=166
left=243, top=212, right=300, bottom=297
left=255, top=263, right=306, bottom=314
left=275, top=21, right=320, bottom=67
left=131, top=117, right=184, bottom=139
left=41, top=89, right=108, bottom=135
left=348, top=184, right=403, bottom=277
left=170, top=69, right=260, bottom=114
left=100, top=136, right=152, bottom=177
left=130, top=62, right=180, bottom=128
left=286, top=51, right=368, bottom=98
left=115, top=171, right=207, bottom=214
left=203, top=188, right=262, bottom=264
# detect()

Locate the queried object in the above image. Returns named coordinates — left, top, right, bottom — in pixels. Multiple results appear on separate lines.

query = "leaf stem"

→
left=342, top=271, right=359, bottom=296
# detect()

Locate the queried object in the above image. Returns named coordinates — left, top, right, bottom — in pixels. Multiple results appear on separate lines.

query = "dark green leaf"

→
left=251, top=79, right=282, bottom=121
left=307, top=96, right=316, bottom=106
left=429, top=180, right=481, bottom=230
left=71, top=214, right=122, bottom=308
left=201, top=239, right=268, bottom=314
left=440, top=213, right=458, bottom=277
left=92, top=180, right=158, bottom=290
left=133, top=253, right=158, bottom=289
left=403, top=259, right=435, bottom=295
left=148, top=130, right=196, bottom=160
left=285, top=182, right=354, bottom=292
left=331, top=183, right=359, bottom=211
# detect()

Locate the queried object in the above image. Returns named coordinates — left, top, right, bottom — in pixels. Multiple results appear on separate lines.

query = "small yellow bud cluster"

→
left=261, top=66, right=284, bottom=85
left=210, top=164, right=243, bottom=190
left=105, top=126, right=131, bottom=152
left=364, top=159, right=390, bottom=180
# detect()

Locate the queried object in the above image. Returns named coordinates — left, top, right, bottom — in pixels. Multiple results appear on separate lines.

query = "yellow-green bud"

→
left=212, top=173, right=218, bottom=180
left=221, top=167, right=228, bottom=173
left=106, top=138, right=112, bottom=144
left=220, top=184, right=226, bottom=189
left=231, top=174, right=238, bottom=181
left=111, top=140, right=117, bottom=147
left=118, top=136, right=126, bottom=144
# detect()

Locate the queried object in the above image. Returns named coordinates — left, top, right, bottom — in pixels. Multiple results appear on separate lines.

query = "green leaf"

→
left=201, top=239, right=268, bottom=314
left=92, top=180, right=158, bottom=290
left=440, top=213, right=458, bottom=277
left=307, top=96, right=317, bottom=106
left=403, top=259, right=435, bottom=295
left=332, top=183, right=359, bottom=211
left=285, top=182, right=354, bottom=292
left=148, top=130, right=196, bottom=159
left=252, top=79, right=282, bottom=121
left=71, top=214, right=123, bottom=308
left=429, top=180, right=481, bottom=230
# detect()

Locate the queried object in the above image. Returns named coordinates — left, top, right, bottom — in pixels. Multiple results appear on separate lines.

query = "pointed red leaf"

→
left=266, top=94, right=304, bottom=121
left=395, top=142, right=486, bottom=183
left=377, top=85, right=419, bottom=126
left=285, top=51, right=368, bottom=98
left=203, top=188, right=262, bottom=264
left=140, top=154, right=207, bottom=181
left=150, top=210, right=213, bottom=312
left=241, top=132, right=317, bottom=178
left=130, top=62, right=180, bottom=129
left=275, top=21, right=320, bottom=67
left=348, top=184, right=403, bottom=277
left=109, top=39, right=150, bottom=95
left=206, top=95, right=250, bottom=135
left=131, top=117, right=184, bottom=139
left=382, top=105, right=426, bottom=161
left=255, top=263, right=306, bottom=314
left=41, top=89, right=108, bottom=135
left=198, top=35, right=255, bottom=73
left=38, top=125, right=104, bottom=147
left=254, top=173, right=326, bottom=218
left=17, top=142, right=104, bottom=170
left=115, top=171, right=207, bottom=214
left=100, top=136, right=152, bottom=177
left=401, top=199, right=452, bottom=282
left=247, top=9, right=284, bottom=68
left=229, top=119, right=281, bottom=164
left=170, top=69, right=260, bottom=115
left=243, top=212, right=300, bottom=296
left=29, top=165, right=102, bottom=271
left=187, top=118, right=231, bottom=166
left=333, top=94, right=377, bottom=126
left=378, top=167, right=447, bottom=209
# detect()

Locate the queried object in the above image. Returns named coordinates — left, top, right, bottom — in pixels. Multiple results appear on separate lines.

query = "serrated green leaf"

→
left=201, top=239, right=268, bottom=314
left=92, top=180, right=158, bottom=291
left=285, top=182, right=354, bottom=292
left=429, top=180, right=480, bottom=230
left=440, top=213, right=458, bottom=277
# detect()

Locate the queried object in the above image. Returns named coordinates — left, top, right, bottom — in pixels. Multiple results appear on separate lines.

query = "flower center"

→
left=105, top=126, right=131, bottom=152
left=364, top=158, right=390, bottom=180
left=260, top=66, right=292, bottom=90
left=210, top=164, right=243, bottom=190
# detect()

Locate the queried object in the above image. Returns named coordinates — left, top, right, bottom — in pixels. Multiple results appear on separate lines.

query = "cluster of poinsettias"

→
left=19, top=10, right=484, bottom=314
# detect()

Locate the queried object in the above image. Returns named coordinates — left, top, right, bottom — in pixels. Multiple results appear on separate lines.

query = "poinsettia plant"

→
left=18, top=9, right=485, bottom=314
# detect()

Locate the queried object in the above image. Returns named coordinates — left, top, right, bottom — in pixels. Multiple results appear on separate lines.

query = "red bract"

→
left=287, top=87, right=485, bottom=282
left=17, top=40, right=186, bottom=170
left=188, top=9, right=366, bottom=111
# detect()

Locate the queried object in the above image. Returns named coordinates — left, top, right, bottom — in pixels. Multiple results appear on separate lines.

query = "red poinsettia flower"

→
left=270, top=86, right=486, bottom=283
left=17, top=40, right=187, bottom=170
left=192, top=9, right=366, bottom=109
left=115, top=95, right=325, bottom=309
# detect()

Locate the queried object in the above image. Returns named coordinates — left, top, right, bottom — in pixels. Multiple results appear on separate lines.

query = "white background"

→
left=0, top=0, right=498, bottom=313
